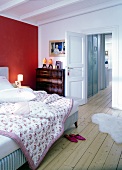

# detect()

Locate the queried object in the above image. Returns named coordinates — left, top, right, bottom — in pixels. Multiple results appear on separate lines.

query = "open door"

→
left=65, top=31, right=87, bottom=105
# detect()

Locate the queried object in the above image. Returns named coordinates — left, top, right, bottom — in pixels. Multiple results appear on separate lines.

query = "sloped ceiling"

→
left=0, top=0, right=122, bottom=26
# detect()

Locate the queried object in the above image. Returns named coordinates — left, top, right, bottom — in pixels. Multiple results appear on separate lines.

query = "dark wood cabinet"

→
left=36, top=68, right=65, bottom=96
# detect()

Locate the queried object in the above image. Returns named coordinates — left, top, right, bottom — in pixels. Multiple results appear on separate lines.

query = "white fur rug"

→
left=91, top=113, right=122, bottom=144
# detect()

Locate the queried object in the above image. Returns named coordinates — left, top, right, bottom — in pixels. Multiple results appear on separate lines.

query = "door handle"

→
left=68, top=67, right=73, bottom=69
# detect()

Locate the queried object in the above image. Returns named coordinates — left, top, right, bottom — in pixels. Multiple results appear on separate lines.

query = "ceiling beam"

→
left=38, top=0, right=122, bottom=26
left=0, top=0, right=29, bottom=12
left=20, top=0, right=83, bottom=19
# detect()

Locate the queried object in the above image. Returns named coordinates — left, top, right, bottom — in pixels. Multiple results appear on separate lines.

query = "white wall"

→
left=105, top=34, right=112, bottom=69
left=38, top=5, right=122, bottom=110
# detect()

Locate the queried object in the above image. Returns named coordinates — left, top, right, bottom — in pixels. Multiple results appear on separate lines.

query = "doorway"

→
left=87, top=33, right=112, bottom=98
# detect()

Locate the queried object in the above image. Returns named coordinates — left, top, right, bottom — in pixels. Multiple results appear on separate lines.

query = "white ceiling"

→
left=0, top=0, right=122, bottom=26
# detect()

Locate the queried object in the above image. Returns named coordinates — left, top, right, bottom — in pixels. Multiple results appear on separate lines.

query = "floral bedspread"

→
left=0, top=91, right=73, bottom=170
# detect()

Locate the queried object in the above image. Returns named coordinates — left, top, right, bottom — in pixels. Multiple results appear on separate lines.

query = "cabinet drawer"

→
left=52, top=70, right=62, bottom=78
left=36, top=70, right=51, bottom=77
left=36, top=78, right=51, bottom=83
left=51, top=79, right=62, bottom=84
left=36, top=82, right=51, bottom=93
left=51, top=84, right=64, bottom=96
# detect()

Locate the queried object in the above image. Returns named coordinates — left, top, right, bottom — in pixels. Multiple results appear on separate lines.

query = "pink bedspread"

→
left=0, top=91, right=73, bottom=170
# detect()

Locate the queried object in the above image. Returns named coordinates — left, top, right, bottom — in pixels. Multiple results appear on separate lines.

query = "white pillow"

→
left=19, top=87, right=34, bottom=92
left=0, top=88, right=36, bottom=103
left=0, top=76, right=14, bottom=90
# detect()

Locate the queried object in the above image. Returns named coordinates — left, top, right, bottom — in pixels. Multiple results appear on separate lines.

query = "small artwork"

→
left=49, top=40, right=65, bottom=57
left=15, top=81, right=21, bottom=87
left=56, top=61, right=61, bottom=69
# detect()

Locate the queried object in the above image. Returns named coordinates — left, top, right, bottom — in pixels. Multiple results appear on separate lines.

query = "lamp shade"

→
left=18, top=74, right=23, bottom=81
left=48, top=59, right=53, bottom=65
left=43, top=58, right=47, bottom=64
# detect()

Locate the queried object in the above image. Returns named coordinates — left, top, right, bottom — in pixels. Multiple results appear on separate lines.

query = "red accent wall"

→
left=0, top=16, right=38, bottom=89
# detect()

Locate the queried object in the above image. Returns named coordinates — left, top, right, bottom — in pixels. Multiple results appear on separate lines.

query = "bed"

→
left=0, top=67, right=79, bottom=170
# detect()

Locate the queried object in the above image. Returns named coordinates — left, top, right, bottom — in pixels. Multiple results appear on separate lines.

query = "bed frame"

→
left=0, top=67, right=78, bottom=170
left=0, top=67, right=9, bottom=79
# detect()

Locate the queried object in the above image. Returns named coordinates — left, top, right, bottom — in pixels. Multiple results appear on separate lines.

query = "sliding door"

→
left=87, top=35, right=98, bottom=98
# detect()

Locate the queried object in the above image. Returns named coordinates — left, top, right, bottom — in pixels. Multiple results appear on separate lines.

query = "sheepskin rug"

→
left=92, top=113, right=122, bottom=144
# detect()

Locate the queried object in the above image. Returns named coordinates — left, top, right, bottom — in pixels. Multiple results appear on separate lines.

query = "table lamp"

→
left=17, top=74, right=23, bottom=86
left=42, top=58, right=47, bottom=68
left=48, top=59, right=53, bottom=69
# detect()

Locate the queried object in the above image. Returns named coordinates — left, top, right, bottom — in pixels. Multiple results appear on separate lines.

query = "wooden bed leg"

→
left=74, top=121, right=78, bottom=128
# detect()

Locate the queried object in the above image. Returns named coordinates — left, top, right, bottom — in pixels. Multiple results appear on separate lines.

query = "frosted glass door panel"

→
left=87, top=35, right=98, bottom=98
left=87, top=35, right=93, bottom=98
left=93, top=35, right=98, bottom=95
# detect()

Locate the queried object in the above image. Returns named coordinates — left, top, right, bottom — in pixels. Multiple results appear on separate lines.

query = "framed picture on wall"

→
left=56, top=61, right=61, bottom=69
left=15, top=81, right=21, bottom=87
left=49, top=40, right=65, bottom=57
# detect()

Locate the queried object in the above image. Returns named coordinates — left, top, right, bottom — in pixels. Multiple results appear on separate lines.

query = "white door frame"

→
left=81, top=26, right=119, bottom=109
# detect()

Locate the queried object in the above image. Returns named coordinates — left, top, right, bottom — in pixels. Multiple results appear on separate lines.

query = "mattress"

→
left=0, top=135, right=19, bottom=160
left=0, top=99, right=79, bottom=160
left=70, top=99, right=79, bottom=116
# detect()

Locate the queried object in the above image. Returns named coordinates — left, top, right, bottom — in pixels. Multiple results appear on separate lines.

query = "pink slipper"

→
left=69, top=134, right=86, bottom=140
left=64, top=134, right=78, bottom=143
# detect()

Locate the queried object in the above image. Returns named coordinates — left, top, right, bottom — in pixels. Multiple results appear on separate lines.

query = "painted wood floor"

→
left=20, top=86, right=122, bottom=170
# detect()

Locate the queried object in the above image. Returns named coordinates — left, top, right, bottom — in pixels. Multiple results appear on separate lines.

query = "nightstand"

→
left=12, top=84, right=30, bottom=88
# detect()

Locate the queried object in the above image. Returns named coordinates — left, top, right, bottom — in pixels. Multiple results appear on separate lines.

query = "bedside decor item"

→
left=56, top=61, right=61, bottom=69
left=48, top=58, right=53, bottom=69
left=17, top=74, right=23, bottom=87
left=42, top=58, right=47, bottom=68
left=49, top=40, right=65, bottom=57
left=15, top=80, right=21, bottom=87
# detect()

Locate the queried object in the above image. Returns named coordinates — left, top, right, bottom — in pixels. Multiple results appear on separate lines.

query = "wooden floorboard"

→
left=20, top=86, right=122, bottom=170
left=88, top=135, right=114, bottom=170
left=117, top=152, right=122, bottom=170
